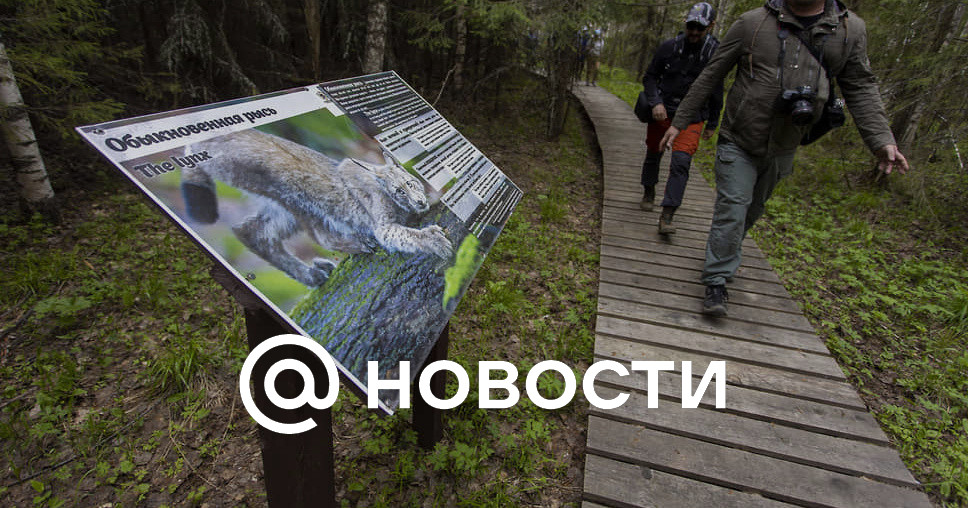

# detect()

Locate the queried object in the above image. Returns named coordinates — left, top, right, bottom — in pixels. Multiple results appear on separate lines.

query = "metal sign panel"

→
left=77, top=72, right=522, bottom=413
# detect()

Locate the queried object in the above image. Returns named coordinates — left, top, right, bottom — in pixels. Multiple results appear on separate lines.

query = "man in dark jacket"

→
left=660, top=0, right=908, bottom=316
left=641, top=2, right=724, bottom=235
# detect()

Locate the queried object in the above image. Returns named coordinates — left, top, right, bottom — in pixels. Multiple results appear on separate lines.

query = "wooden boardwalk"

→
left=572, top=84, right=933, bottom=508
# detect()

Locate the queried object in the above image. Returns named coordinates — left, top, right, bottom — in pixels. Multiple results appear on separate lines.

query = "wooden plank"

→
left=600, top=268, right=801, bottom=313
left=603, top=201, right=723, bottom=221
left=595, top=315, right=843, bottom=379
left=598, top=296, right=828, bottom=353
left=603, top=221, right=768, bottom=260
left=584, top=454, right=795, bottom=508
left=600, top=282, right=816, bottom=333
left=591, top=363, right=888, bottom=443
left=586, top=418, right=931, bottom=507
left=594, top=334, right=859, bottom=407
left=605, top=189, right=718, bottom=211
left=602, top=213, right=737, bottom=239
left=607, top=199, right=723, bottom=218
left=601, top=246, right=782, bottom=285
left=607, top=200, right=722, bottom=222
left=602, top=214, right=744, bottom=244
left=605, top=200, right=719, bottom=219
left=600, top=256, right=791, bottom=298
left=602, top=234, right=776, bottom=271
left=588, top=389, right=919, bottom=488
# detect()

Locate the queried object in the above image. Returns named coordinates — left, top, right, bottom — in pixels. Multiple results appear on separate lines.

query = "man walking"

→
left=659, top=0, right=908, bottom=316
left=640, top=2, right=724, bottom=235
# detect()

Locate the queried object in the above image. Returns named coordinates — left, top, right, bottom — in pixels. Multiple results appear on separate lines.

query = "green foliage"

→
left=597, top=65, right=640, bottom=107
left=0, top=0, right=128, bottom=138
left=443, top=234, right=482, bottom=308
left=466, top=0, right=530, bottom=46
left=32, top=296, right=94, bottom=327
left=157, top=0, right=289, bottom=101
left=142, top=330, right=219, bottom=394
left=404, top=0, right=530, bottom=53
left=0, top=188, right=251, bottom=505
left=537, top=186, right=567, bottom=222
left=752, top=146, right=968, bottom=505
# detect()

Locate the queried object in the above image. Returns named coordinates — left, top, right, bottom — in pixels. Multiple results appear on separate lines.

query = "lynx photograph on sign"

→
left=77, top=72, right=522, bottom=413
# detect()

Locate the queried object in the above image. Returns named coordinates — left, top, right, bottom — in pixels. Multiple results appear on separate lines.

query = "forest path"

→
left=571, top=83, right=932, bottom=508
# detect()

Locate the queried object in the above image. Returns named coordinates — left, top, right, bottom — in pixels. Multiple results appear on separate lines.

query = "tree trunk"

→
left=290, top=205, right=465, bottom=409
left=715, top=0, right=730, bottom=39
left=892, top=100, right=926, bottom=154
left=304, top=0, right=322, bottom=81
left=545, top=44, right=572, bottom=139
left=0, top=42, right=57, bottom=221
left=363, top=0, right=388, bottom=74
left=929, top=1, right=959, bottom=52
left=453, top=1, right=468, bottom=92
left=889, top=1, right=958, bottom=152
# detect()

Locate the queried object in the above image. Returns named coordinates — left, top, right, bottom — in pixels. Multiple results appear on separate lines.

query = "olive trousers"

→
left=701, top=142, right=795, bottom=287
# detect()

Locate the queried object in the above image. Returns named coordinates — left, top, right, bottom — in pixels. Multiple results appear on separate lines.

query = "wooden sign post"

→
left=412, top=323, right=449, bottom=449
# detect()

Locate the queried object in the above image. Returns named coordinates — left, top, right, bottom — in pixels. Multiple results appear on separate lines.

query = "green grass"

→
left=596, top=65, right=640, bottom=107
left=0, top=71, right=600, bottom=506
left=0, top=191, right=252, bottom=506
left=752, top=145, right=968, bottom=505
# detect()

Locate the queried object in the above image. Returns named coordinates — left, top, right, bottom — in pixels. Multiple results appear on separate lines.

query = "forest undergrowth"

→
left=0, top=73, right=602, bottom=507
left=600, top=65, right=968, bottom=507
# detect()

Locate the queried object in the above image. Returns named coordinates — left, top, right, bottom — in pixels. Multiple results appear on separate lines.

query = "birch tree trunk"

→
left=0, top=42, right=57, bottom=220
left=362, top=0, right=388, bottom=74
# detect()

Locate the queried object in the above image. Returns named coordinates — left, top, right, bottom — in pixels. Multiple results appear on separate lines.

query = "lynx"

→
left=179, top=129, right=452, bottom=287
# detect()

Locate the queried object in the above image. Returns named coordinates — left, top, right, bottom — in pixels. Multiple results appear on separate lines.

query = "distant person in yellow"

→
left=580, top=26, right=604, bottom=86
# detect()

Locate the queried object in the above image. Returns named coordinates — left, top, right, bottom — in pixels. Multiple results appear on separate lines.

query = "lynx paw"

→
left=421, top=225, right=453, bottom=260
left=303, top=258, right=337, bottom=286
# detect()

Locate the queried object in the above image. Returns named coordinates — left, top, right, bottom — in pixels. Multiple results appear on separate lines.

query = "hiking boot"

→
left=703, top=285, right=728, bottom=317
left=640, top=186, right=655, bottom=210
left=658, top=208, right=676, bottom=235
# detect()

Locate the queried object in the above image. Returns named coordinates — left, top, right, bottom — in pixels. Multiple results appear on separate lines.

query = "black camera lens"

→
left=790, top=100, right=814, bottom=125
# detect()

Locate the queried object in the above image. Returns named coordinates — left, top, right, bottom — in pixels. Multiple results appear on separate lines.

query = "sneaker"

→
left=703, top=285, right=728, bottom=316
left=640, top=186, right=655, bottom=210
left=658, top=209, right=676, bottom=235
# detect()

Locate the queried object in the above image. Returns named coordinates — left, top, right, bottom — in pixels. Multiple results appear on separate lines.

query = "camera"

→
left=777, top=85, right=817, bottom=125
left=822, top=97, right=846, bottom=128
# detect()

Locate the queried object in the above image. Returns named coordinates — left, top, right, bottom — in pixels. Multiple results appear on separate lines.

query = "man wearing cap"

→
left=659, top=0, right=909, bottom=317
left=640, top=2, right=724, bottom=236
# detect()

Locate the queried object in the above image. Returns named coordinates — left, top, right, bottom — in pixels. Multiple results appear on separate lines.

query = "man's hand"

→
left=702, top=128, right=715, bottom=140
left=652, top=104, right=668, bottom=122
left=876, top=144, right=909, bottom=175
left=659, top=126, right=680, bottom=152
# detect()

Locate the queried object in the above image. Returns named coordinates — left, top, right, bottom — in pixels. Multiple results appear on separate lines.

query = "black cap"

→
left=686, top=2, right=716, bottom=27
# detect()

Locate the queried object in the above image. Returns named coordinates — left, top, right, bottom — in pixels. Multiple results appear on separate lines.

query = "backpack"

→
left=671, top=32, right=718, bottom=67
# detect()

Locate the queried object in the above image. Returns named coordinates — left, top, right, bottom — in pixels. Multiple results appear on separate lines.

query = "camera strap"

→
left=777, top=23, right=834, bottom=96
left=789, top=27, right=830, bottom=78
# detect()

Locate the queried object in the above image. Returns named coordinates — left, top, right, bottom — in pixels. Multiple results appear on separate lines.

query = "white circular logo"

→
left=239, top=334, right=340, bottom=434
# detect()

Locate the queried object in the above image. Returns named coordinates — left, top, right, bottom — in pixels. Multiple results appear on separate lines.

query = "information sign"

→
left=77, top=72, right=522, bottom=412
